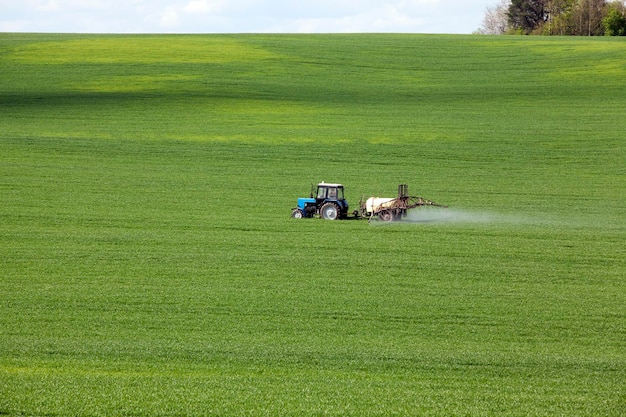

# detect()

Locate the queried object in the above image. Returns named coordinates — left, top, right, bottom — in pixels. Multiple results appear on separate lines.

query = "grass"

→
left=0, top=33, right=625, bottom=416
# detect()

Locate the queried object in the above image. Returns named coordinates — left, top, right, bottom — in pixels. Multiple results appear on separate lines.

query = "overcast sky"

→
left=0, top=0, right=495, bottom=34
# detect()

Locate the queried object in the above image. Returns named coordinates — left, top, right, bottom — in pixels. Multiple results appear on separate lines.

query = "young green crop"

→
left=1, top=33, right=624, bottom=416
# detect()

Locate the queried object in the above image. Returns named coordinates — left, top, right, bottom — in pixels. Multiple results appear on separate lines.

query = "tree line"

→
left=478, top=0, right=626, bottom=35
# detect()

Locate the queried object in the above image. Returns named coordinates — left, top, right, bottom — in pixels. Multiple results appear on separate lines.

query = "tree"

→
left=571, top=0, right=607, bottom=35
left=543, top=0, right=577, bottom=34
left=477, top=0, right=511, bottom=34
left=482, top=0, right=619, bottom=35
left=602, top=1, right=626, bottom=34
left=508, top=0, right=549, bottom=34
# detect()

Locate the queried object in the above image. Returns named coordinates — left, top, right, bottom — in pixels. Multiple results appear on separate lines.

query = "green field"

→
left=1, top=33, right=624, bottom=416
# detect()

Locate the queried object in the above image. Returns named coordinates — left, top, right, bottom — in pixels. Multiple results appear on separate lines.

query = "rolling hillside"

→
left=1, top=33, right=624, bottom=416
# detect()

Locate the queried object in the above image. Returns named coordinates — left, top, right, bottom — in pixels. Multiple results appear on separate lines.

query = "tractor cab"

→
left=292, top=182, right=349, bottom=220
left=316, top=182, right=344, bottom=201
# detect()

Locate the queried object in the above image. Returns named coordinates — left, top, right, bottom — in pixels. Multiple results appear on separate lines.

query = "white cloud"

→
left=159, top=6, right=180, bottom=28
left=0, top=0, right=496, bottom=34
left=33, top=0, right=61, bottom=12
left=184, top=0, right=224, bottom=14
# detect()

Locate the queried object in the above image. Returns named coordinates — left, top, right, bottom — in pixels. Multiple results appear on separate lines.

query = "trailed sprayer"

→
left=292, top=183, right=446, bottom=221
left=361, top=184, right=447, bottom=221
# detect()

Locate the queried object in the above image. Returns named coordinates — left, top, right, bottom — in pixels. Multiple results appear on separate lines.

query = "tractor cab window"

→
left=317, top=185, right=344, bottom=200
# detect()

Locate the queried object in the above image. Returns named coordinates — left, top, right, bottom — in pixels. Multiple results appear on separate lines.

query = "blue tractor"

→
left=291, top=182, right=350, bottom=220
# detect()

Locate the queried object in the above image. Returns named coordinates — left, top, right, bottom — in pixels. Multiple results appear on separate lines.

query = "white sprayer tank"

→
left=365, top=197, right=396, bottom=214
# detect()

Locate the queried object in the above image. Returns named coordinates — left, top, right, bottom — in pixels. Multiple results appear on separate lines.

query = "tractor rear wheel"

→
left=320, top=203, right=339, bottom=220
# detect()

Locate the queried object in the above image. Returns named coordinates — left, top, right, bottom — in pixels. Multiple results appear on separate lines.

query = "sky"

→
left=0, top=0, right=496, bottom=34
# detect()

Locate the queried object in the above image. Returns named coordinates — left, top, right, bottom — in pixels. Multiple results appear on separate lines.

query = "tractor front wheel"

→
left=320, top=203, right=339, bottom=220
